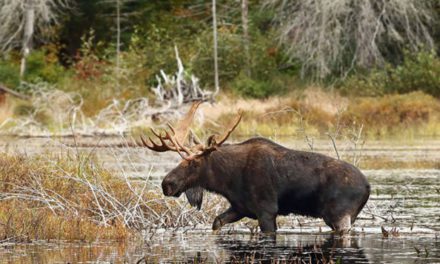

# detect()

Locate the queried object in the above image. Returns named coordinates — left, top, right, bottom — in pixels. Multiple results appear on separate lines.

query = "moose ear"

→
left=185, top=187, right=204, bottom=210
left=206, top=135, right=217, bottom=148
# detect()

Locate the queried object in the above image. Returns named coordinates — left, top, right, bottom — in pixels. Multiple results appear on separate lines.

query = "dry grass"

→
left=201, top=89, right=339, bottom=138
left=0, top=87, right=438, bottom=139
left=358, top=156, right=440, bottom=170
left=341, top=92, right=440, bottom=138
left=0, top=153, right=137, bottom=242
left=0, top=94, right=15, bottom=124
left=0, top=152, right=225, bottom=242
left=211, top=90, right=440, bottom=139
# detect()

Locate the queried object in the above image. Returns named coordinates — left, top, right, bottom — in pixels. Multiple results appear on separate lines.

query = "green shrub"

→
left=338, top=69, right=388, bottom=96
left=127, top=17, right=207, bottom=88
left=389, top=50, right=440, bottom=96
left=231, top=73, right=276, bottom=98
left=0, top=59, right=20, bottom=88
left=190, top=27, right=247, bottom=88
left=24, top=49, right=69, bottom=85
left=340, top=51, right=440, bottom=97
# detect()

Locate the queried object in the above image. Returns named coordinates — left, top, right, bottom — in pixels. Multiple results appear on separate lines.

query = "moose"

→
left=140, top=101, right=370, bottom=233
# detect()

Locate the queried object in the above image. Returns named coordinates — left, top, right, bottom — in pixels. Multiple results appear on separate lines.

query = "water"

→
left=0, top=137, right=439, bottom=263
left=1, top=232, right=439, bottom=263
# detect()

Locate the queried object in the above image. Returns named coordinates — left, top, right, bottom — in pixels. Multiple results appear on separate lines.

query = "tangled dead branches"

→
left=0, top=47, right=212, bottom=137
left=265, top=0, right=435, bottom=78
left=0, top=152, right=228, bottom=241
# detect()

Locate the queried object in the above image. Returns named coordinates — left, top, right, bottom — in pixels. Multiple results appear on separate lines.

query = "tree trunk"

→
left=241, top=0, right=251, bottom=77
left=115, top=0, right=121, bottom=91
left=20, top=0, right=35, bottom=79
left=212, top=0, right=219, bottom=96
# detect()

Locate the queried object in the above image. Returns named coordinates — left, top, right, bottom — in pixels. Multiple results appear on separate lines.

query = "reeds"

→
left=213, top=91, right=440, bottom=139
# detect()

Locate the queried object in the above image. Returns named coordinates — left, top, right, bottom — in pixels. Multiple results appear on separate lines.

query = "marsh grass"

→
left=211, top=91, right=440, bottom=140
left=1, top=85, right=438, bottom=139
left=358, top=156, right=440, bottom=170
left=0, top=152, right=226, bottom=242
left=341, top=92, right=440, bottom=138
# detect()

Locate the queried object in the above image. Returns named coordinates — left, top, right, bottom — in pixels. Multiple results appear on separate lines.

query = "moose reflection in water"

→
left=134, top=233, right=369, bottom=264
left=215, top=234, right=368, bottom=264
left=140, top=101, right=370, bottom=233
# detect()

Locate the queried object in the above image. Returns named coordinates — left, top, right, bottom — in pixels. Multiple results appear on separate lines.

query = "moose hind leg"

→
left=212, top=207, right=243, bottom=231
left=329, top=214, right=351, bottom=233
left=257, top=212, right=277, bottom=233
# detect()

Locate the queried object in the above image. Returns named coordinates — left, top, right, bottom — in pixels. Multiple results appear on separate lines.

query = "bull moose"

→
left=140, top=101, right=370, bottom=233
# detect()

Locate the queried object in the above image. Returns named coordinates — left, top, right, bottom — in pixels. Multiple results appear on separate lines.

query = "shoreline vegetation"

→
left=0, top=152, right=227, bottom=243
left=0, top=87, right=438, bottom=139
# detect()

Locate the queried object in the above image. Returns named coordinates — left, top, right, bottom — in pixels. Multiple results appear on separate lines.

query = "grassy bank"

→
left=1, top=87, right=439, bottom=139
left=211, top=90, right=440, bottom=140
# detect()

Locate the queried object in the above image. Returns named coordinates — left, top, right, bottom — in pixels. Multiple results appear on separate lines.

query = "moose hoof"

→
left=212, top=217, right=223, bottom=231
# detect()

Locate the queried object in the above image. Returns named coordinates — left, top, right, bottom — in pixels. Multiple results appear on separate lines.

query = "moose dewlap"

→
left=141, top=102, right=370, bottom=233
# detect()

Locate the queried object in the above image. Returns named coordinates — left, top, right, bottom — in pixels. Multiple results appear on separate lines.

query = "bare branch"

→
left=264, top=0, right=435, bottom=78
left=0, top=0, right=71, bottom=53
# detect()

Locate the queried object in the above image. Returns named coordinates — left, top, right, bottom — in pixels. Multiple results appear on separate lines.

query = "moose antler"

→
left=173, top=101, right=202, bottom=143
left=211, top=109, right=243, bottom=147
left=140, top=101, right=202, bottom=160
left=141, top=102, right=243, bottom=160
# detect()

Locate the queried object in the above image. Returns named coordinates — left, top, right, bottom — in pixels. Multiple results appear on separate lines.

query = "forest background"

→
left=0, top=0, right=439, bottom=138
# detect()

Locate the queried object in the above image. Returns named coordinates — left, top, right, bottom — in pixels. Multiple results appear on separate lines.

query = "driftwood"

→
left=0, top=84, right=30, bottom=100
left=152, top=46, right=213, bottom=106
left=61, top=140, right=140, bottom=148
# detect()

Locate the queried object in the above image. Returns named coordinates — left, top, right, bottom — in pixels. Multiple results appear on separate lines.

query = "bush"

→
left=389, top=50, right=440, bottom=96
left=0, top=47, right=68, bottom=94
left=25, top=48, right=69, bottom=85
left=126, top=17, right=207, bottom=88
left=231, top=73, right=278, bottom=98
left=0, top=59, right=20, bottom=88
left=340, top=51, right=440, bottom=97
left=338, top=69, right=388, bottom=96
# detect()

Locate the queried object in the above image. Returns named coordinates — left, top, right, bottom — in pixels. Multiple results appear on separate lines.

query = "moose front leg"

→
left=212, top=207, right=243, bottom=231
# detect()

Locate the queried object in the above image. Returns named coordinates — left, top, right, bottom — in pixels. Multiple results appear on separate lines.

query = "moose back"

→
left=141, top=102, right=370, bottom=233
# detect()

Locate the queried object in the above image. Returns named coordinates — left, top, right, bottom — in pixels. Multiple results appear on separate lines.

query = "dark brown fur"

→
left=162, top=137, right=370, bottom=233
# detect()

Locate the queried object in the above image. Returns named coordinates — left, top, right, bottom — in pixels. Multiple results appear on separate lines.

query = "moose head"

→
left=140, top=101, right=242, bottom=209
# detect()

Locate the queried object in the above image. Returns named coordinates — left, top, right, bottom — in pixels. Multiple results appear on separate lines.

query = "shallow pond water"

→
left=0, top=232, right=439, bottom=263
left=0, top=137, right=439, bottom=263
